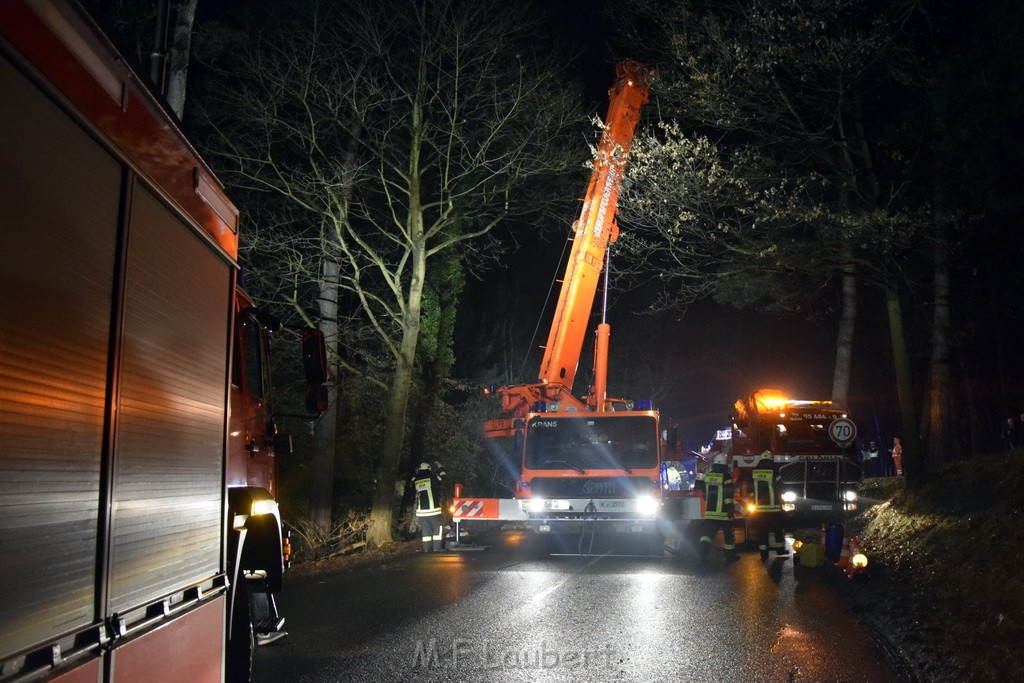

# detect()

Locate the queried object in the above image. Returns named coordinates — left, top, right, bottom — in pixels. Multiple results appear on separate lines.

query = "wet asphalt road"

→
left=253, top=530, right=899, bottom=682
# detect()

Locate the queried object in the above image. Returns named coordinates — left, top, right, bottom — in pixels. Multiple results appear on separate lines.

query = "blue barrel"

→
left=825, top=524, right=844, bottom=561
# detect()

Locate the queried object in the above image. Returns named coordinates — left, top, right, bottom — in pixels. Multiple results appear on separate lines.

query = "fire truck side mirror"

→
left=301, top=328, right=328, bottom=386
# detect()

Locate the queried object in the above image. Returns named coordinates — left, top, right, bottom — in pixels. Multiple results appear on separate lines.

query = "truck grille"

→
left=528, top=477, right=656, bottom=498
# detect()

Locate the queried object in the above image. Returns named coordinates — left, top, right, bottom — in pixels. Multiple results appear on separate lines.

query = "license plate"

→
left=811, top=504, right=833, bottom=511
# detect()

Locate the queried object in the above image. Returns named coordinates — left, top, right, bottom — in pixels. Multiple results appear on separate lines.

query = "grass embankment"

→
left=839, top=453, right=1024, bottom=682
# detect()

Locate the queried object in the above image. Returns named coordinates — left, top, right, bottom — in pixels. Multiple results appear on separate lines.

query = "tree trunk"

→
left=832, top=240, right=857, bottom=405
left=165, top=0, right=198, bottom=119
left=886, top=286, right=922, bottom=485
left=309, top=257, right=341, bottom=534
left=365, top=243, right=426, bottom=547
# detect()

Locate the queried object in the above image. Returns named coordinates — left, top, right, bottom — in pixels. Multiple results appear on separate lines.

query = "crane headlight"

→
left=636, top=495, right=658, bottom=517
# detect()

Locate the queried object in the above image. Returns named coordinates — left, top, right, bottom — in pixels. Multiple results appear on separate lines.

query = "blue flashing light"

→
left=635, top=399, right=653, bottom=410
left=531, top=401, right=546, bottom=413
left=521, top=481, right=530, bottom=489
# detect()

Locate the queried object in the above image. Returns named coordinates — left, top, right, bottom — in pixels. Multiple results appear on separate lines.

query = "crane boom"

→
left=539, top=60, right=653, bottom=391
left=484, top=60, right=654, bottom=439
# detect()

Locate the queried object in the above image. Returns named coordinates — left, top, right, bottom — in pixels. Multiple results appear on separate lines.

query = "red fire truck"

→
left=726, top=389, right=862, bottom=535
left=0, top=2, right=326, bottom=680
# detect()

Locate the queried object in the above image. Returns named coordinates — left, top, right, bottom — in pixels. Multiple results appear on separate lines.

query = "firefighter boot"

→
left=698, top=536, right=712, bottom=565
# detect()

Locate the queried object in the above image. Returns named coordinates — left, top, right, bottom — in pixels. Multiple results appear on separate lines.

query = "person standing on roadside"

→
left=860, top=441, right=880, bottom=478
left=698, top=454, right=738, bottom=565
left=751, top=450, right=787, bottom=559
left=412, top=461, right=446, bottom=552
left=1003, top=416, right=1020, bottom=451
left=890, top=437, right=904, bottom=476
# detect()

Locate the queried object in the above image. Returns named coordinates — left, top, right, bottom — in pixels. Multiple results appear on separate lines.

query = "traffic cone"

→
left=836, top=536, right=851, bottom=571
left=847, top=536, right=868, bottom=578
left=845, top=537, right=860, bottom=577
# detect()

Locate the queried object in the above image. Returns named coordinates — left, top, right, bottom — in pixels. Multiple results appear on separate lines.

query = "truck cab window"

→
left=235, top=312, right=265, bottom=399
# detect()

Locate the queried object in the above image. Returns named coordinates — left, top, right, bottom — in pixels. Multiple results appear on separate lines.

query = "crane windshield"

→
left=524, top=415, right=658, bottom=472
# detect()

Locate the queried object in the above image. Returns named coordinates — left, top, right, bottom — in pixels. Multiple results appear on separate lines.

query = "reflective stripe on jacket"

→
left=703, top=465, right=734, bottom=521
left=413, top=468, right=445, bottom=516
left=751, top=460, right=781, bottom=511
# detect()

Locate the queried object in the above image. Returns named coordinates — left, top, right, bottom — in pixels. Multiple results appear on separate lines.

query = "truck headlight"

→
left=844, top=490, right=858, bottom=502
left=251, top=498, right=278, bottom=516
left=781, top=491, right=797, bottom=503
left=526, top=498, right=546, bottom=512
left=636, top=495, right=658, bottom=517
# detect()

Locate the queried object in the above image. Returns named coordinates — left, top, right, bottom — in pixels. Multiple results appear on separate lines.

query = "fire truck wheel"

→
left=226, top=576, right=254, bottom=683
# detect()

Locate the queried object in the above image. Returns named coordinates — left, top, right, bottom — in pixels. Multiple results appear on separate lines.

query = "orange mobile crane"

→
left=454, top=61, right=702, bottom=553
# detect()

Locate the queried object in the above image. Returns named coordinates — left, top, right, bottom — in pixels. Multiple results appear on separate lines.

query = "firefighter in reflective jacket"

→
left=699, top=454, right=738, bottom=564
left=412, top=462, right=446, bottom=552
left=751, top=451, right=787, bottom=559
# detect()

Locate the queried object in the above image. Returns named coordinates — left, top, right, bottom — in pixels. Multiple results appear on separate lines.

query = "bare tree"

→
left=616, top=0, right=923, bottom=405
left=164, top=0, right=198, bottom=118
left=195, top=0, right=582, bottom=543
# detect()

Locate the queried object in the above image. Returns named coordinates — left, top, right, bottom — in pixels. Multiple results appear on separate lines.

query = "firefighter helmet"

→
left=419, top=461, right=431, bottom=470
left=712, top=453, right=728, bottom=466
